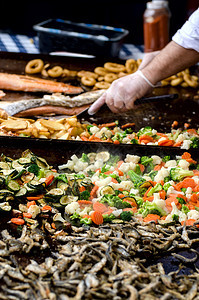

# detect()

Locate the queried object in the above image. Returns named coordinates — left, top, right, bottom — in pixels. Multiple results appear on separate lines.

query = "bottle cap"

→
left=147, top=1, right=168, bottom=9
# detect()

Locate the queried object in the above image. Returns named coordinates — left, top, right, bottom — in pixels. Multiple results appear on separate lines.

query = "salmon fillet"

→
left=14, top=104, right=90, bottom=117
left=0, top=73, right=83, bottom=94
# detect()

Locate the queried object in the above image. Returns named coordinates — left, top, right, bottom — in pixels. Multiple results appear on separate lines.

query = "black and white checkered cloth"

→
left=0, top=33, right=144, bottom=60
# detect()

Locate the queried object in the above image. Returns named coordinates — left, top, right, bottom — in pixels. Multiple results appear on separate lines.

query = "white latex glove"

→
left=139, top=51, right=160, bottom=70
left=88, top=70, right=153, bottom=114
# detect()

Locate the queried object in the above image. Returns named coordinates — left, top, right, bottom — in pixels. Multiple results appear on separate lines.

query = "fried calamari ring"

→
left=77, top=70, right=98, bottom=79
left=48, top=66, right=63, bottom=78
left=104, top=73, right=118, bottom=83
left=63, top=69, right=77, bottom=78
left=95, top=81, right=111, bottom=89
left=125, top=59, right=137, bottom=73
left=81, top=76, right=96, bottom=86
left=98, top=76, right=105, bottom=82
left=25, top=59, right=44, bottom=74
left=94, top=67, right=109, bottom=76
left=104, top=62, right=125, bottom=73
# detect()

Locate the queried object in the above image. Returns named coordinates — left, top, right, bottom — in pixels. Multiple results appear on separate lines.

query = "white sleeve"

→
left=172, top=7, right=199, bottom=52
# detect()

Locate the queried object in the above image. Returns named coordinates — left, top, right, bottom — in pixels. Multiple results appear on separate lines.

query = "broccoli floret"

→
left=87, top=125, right=94, bottom=134
left=140, top=156, right=153, bottom=166
left=135, top=164, right=142, bottom=175
left=102, top=213, right=116, bottom=222
left=79, top=190, right=90, bottom=200
left=130, top=138, right=138, bottom=145
left=170, top=167, right=194, bottom=181
left=147, top=183, right=162, bottom=197
left=181, top=188, right=187, bottom=193
left=112, top=132, right=126, bottom=143
left=70, top=212, right=80, bottom=220
left=190, top=137, right=199, bottom=149
left=56, top=173, right=68, bottom=183
left=100, top=194, right=131, bottom=209
left=128, top=170, right=146, bottom=188
left=163, top=182, right=171, bottom=192
left=139, top=201, right=167, bottom=217
left=120, top=211, right=133, bottom=221
left=80, top=153, right=89, bottom=162
left=137, top=126, right=153, bottom=137
left=164, top=176, right=171, bottom=183
left=87, top=170, right=95, bottom=176
left=28, top=164, right=40, bottom=176
left=176, top=196, right=186, bottom=204
left=101, top=164, right=110, bottom=173
left=80, top=217, right=92, bottom=225
left=181, top=204, right=190, bottom=214
left=107, top=155, right=120, bottom=166
left=172, top=214, right=179, bottom=222
left=162, top=156, right=170, bottom=163
left=133, top=196, right=143, bottom=207
left=148, top=170, right=158, bottom=181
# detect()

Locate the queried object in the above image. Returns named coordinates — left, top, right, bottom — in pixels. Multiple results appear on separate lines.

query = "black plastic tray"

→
left=33, top=18, right=129, bottom=57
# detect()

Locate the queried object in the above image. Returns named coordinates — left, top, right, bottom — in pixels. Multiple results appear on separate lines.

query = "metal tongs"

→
left=76, top=93, right=178, bottom=119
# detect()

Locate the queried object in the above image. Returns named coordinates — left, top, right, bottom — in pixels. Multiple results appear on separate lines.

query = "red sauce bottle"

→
left=143, top=0, right=171, bottom=52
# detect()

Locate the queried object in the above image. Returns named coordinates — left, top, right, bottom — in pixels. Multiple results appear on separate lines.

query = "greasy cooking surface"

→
left=0, top=52, right=199, bottom=132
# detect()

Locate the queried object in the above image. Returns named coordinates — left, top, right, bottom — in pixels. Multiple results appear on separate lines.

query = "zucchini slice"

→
left=21, top=172, right=35, bottom=183
left=100, top=185, right=115, bottom=196
left=45, top=188, right=64, bottom=201
left=96, top=151, right=110, bottom=162
left=11, top=160, right=23, bottom=169
left=15, top=187, right=27, bottom=197
left=7, top=180, right=20, bottom=192
left=18, top=157, right=31, bottom=165
left=0, top=162, right=10, bottom=170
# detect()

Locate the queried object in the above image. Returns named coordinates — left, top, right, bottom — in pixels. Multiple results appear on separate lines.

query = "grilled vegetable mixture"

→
left=80, top=124, right=199, bottom=150
left=0, top=149, right=199, bottom=228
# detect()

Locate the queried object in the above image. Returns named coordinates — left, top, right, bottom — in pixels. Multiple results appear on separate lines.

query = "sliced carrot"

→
left=118, top=188, right=124, bottom=192
left=159, top=190, right=166, bottom=200
left=42, top=205, right=52, bottom=211
left=78, top=200, right=93, bottom=205
left=114, top=140, right=120, bottom=145
left=27, top=201, right=36, bottom=208
left=93, top=201, right=108, bottom=213
left=190, top=193, right=198, bottom=203
left=139, top=135, right=154, bottom=144
left=185, top=204, right=195, bottom=210
left=193, top=185, right=199, bottom=192
left=91, top=211, right=103, bottom=225
left=158, top=139, right=174, bottom=146
left=118, top=193, right=125, bottom=199
left=123, top=207, right=137, bottom=213
left=144, top=186, right=152, bottom=198
left=181, top=219, right=198, bottom=226
left=79, top=186, right=86, bottom=193
left=90, top=185, right=99, bottom=199
left=173, top=182, right=183, bottom=191
left=45, top=174, right=55, bottom=186
left=81, top=136, right=89, bottom=141
left=154, top=164, right=162, bottom=171
left=143, top=196, right=154, bottom=202
left=22, top=213, right=32, bottom=219
left=138, top=164, right=145, bottom=173
left=11, top=218, right=25, bottom=225
left=104, top=171, right=113, bottom=175
left=185, top=158, right=197, bottom=164
left=99, top=122, right=117, bottom=128
left=181, top=152, right=191, bottom=160
left=181, top=178, right=196, bottom=189
left=26, top=195, right=44, bottom=201
left=143, top=214, right=160, bottom=223
left=173, top=141, right=183, bottom=147
left=156, top=132, right=168, bottom=137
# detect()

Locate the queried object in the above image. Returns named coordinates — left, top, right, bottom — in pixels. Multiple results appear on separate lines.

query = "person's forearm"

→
left=141, top=41, right=199, bottom=85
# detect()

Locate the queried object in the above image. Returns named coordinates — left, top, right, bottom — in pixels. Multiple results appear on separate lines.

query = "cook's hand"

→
left=88, top=71, right=153, bottom=114
left=139, top=51, right=160, bottom=70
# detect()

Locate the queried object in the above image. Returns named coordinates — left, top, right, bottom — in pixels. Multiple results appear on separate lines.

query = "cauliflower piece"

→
left=151, top=155, right=162, bottom=165
left=165, top=160, right=177, bottom=168
left=65, top=202, right=80, bottom=215
left=165, top=202, right=187, bottom=223
left=119, top=162, right=130, bottom=173
left=95, top=177, right=112, bottom=187
left=74, top=161, right=88, bottom=172
left=125, top=154, right=140, bottom=164
left=167, top=186, right=175, bottom=196
left=154, top=167, right=169, bottom=182
left=181, top=140, right=192, bottom=150
left=90, top=126, right=100, bottom=135
left=28, top=205, right=41, bottom=219
left=187, top=210, right=199, bottom=220
left=130, top=188, right=139, bottom=195
left=178, top=159, right=190, bottom=170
